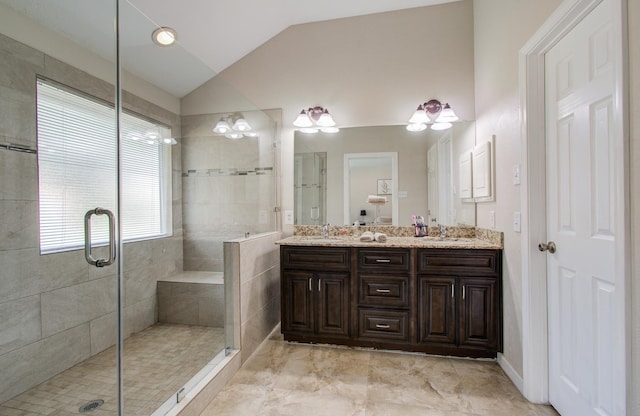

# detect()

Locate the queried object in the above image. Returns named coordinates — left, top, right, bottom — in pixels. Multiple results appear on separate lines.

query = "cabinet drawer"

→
left=358, top=274, right=410, bottom=308
left=418, top=249, right=499, bottom=275
left=282, top=246, right=350, bottom=271
left=358, top=249, right=410, bottom=272
left=358, top=309, right=410, bottom=342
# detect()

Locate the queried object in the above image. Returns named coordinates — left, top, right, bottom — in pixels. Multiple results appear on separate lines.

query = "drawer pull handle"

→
left=308, top=278, right=312, bottom=291
left=375, top=324, right=390, bottom=329
left=375, top=259, right=391, bottom=263
left=376, top=289, right=391, bottom=294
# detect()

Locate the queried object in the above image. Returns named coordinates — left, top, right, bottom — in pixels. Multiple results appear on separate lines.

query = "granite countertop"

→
left=275, top=235, right=502, bottom=250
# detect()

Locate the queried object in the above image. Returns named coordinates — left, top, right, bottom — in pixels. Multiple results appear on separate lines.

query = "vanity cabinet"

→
left=417, top=249, right=501, bottom=356
left=281, top=247, right=351, bottom=340
left=280, top=244, right=502, bottom=358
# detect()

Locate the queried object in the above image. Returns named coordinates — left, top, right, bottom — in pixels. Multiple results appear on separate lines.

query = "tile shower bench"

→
left=157, top=271, right=224, bottom=327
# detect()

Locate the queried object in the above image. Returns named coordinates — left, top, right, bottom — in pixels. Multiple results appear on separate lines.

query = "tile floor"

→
left=0, top=324, right=224, bottom=416
left=201, top=330, right=559, bottom=416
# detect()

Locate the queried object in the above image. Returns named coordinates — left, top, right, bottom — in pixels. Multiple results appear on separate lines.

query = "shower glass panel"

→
left=0, top=0, right=121, bottom=415
left=1, top=0, right=278, bottom=414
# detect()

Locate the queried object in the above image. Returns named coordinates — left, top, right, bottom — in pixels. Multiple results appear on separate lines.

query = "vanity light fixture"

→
left=152, top=27, right=177, bottom=47
left=406, top=99, right=459, bottom=132
left=293, top=106, right=340, bottom=134
left=212, top=114, right=258, bottom=139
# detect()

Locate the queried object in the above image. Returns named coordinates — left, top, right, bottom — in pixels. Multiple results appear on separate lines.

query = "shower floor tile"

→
left=0, top=323, right=225, bottom=416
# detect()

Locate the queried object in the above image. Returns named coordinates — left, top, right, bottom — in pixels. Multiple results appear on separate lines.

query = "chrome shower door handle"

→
left=84, top=208, right=116, bottom=267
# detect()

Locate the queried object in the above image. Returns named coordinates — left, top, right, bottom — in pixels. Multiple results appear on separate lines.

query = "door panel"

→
left=282, top=271, right=314, bottom=333
left=316, top=272, right=350, bottom=336
left=545, top=1, right=621, bottom=414
left=418, top=276, right=456, bottom=345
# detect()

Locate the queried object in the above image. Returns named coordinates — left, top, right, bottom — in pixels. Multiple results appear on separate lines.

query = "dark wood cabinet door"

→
left=282, top=271, right=314, bottom=334
left=418, top=276, right=456, bottom=345
left=459, top=277, right=498, bottom=349
left=316, top=272, right=350, bottom=337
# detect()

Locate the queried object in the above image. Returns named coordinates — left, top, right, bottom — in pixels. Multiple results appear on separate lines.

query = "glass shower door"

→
left=0, top=0, right=122, bottom=414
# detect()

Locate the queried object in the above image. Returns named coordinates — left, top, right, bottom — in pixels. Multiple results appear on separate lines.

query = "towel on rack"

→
left=359, top=231, right=375, bottom=242
left=374, top=232, right=387, bottom=243
left=367, top=195, right=387, bottom=204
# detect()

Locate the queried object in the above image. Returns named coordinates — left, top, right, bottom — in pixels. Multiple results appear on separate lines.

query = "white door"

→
left=544, top=0, right=624, bottom=414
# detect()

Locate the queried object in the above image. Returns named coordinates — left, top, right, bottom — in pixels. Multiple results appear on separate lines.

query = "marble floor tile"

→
left=201, top=334, right=559, bottom=416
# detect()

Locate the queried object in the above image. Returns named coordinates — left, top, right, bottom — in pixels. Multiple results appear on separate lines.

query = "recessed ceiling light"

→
left=152, top=27, right=177, bottom=47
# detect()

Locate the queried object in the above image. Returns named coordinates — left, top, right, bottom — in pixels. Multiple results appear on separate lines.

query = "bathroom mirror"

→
left=294, top=123, right=477, bottom=226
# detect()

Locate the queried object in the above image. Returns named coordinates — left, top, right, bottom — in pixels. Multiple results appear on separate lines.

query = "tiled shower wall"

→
left=181, top=114, right=276, bottom=271
left=0, top=33, right=183, bottom=403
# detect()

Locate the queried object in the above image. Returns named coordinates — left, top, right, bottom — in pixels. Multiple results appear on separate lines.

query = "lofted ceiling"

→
left=0, top=0, right=461, bottom=97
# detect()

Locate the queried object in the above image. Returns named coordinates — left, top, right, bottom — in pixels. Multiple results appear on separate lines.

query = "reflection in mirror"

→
left=294, top=152, right=327, bottom=225
left=294, top=123, right=476, bottom=226
left=344, top=152, right=398, bottom=225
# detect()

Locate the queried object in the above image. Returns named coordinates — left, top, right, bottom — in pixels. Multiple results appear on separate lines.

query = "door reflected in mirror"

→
left=294, top=124, right=477, bottom=226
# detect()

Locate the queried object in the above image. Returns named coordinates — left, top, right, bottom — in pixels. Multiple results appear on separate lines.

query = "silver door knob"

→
left=538, top=241, right=556, bottom=254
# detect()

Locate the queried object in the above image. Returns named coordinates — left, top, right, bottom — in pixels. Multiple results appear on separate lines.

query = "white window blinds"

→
left=36, top=79, right=172, bottom=253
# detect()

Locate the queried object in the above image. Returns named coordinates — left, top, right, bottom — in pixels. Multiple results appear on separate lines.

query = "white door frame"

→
left=519, top=0, right=630, bottom=405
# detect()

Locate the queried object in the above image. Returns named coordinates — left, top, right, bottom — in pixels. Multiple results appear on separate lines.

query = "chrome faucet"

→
left=440, top=224, right=446, bottom=239
left=322, top=223, right=330, bottom=237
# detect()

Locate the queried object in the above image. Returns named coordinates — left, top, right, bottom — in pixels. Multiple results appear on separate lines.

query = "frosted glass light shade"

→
left=299, top=127, right=319, bottom=133
left=435, top=103, right=459, bottom=123
left=232, top=118, right=251, bottom=131
left=406, top=123, right=427, bottom=132
left=293, top=110, right=313, bottom=127
left=225, top=133, right=243, bottom=139
left=408, top=105, right=429, bottom=124
left=431, top=122, right=452, bottom=131
left=213, top=120, right=232, bottom=134
left=316, top=110, right=336, bottom=127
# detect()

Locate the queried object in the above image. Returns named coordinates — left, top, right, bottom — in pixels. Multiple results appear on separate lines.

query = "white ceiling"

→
left=0, top=0, right=461, bottom=97
left=129, top=0, right=461, bottom=74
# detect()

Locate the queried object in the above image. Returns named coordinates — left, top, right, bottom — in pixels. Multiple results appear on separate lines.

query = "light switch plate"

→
left=513, top=164, right=521, bottom=185
left=398, top=191, right=408, bottom=198
left=284, top=210, right=294, bottom=225
left=513, top=211, right=521, bottom=232
left=489, top=211, right=496, bottom=229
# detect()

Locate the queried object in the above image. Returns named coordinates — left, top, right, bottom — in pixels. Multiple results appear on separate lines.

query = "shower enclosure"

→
left=0, top=1, right=277, bottom=415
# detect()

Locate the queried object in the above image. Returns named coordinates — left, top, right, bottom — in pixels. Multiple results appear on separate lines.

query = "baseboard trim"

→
left=497, top=352, right=524, bottom=394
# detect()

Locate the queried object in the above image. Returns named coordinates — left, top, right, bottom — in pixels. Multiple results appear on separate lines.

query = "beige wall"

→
left=181, top=0, right=476, bottom=235
left=473, top=0, right=563, bottom=377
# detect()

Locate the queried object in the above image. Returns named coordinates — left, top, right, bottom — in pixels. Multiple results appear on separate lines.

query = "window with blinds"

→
left=36, top=79, right=172, bottom=254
